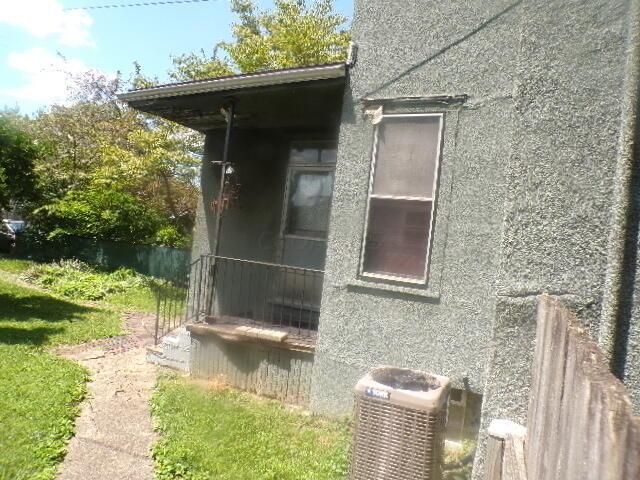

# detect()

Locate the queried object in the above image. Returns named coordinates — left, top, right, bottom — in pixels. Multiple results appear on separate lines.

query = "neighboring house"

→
left=120, top=0, right=640, bottom=476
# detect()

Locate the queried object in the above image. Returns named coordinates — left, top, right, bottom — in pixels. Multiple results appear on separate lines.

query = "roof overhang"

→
left=118, top=63, right=347, bottom=132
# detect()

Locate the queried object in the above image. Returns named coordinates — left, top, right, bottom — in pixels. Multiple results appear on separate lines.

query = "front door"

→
left=280, top=141, right=336, bottom=270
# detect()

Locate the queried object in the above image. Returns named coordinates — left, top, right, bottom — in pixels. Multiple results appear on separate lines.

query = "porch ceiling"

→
left=119, top=64, right=347, bottom=132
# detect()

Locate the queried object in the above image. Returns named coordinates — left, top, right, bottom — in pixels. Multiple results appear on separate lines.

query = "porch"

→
left=172, top=254, right=322, bottom=405
left=187, top=254, right=323, bottom=351
left=133, top=64, right=347, bottom=405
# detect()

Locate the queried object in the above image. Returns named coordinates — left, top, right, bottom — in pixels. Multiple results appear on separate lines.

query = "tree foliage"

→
left=0, top=113, right=41, bottom=212
left=169, top=0, right=350, bottom=82
left=31, top=187, right=186, bottom=246
left=29, top=71, right=200, bottom=242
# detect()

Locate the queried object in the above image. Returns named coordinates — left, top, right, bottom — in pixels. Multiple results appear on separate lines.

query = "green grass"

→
left=0, top=278, right=123, bottom=480
left=0, top=346, right=87, bottom=480
left=106, top=287, right=159, bottom=313
left=0, top=279, right=122, bottom=346
left=0, top=255, right=35, bottom=274
left=152, top=375, right=351, bottom=480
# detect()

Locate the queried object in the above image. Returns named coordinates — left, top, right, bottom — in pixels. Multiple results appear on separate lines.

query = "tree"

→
left=30, top=71, right=201, bottom=238
left=31, top=186, right=178, bottom=245
left=169, top=0, right=350, bottom=82
left=0, top=113, right=41, bottom=213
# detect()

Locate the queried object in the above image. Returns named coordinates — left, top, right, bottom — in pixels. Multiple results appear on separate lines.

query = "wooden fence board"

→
left=533, top=296, right=640, bottom=480
left=485, top=436, right=504, bottom=480
left=488, top=295, right=640, bottom=480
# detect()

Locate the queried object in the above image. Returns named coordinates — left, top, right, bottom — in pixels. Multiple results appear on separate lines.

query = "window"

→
left=360, top=114, right=443, bottom=283
left=285, top=170, right=334, bottom=238
left=283, top=142, right=336, bottom=240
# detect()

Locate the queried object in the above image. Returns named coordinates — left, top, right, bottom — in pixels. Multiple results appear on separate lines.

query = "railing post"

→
left=154, top=282, right=162, bottom=345
left=195, top=255, right=203, bottom=321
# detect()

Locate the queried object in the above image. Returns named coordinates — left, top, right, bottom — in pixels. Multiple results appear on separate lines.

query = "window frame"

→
left=358, top=112, right=445, bottom=285
left=280, top=141, right=337, bottom=243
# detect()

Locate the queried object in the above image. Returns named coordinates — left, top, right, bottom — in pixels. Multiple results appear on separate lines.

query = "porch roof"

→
left=118, top=62, right=347, bottom=132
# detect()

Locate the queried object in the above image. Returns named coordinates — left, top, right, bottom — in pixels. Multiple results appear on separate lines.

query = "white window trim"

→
left=358, top=112, right=445, bottom=285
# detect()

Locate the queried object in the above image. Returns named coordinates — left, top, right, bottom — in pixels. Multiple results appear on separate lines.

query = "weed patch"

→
left=21, top=259, right=150, bottom=301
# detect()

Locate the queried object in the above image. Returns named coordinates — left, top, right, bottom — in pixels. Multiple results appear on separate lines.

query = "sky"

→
left=0, top=0, right=353, bottom=115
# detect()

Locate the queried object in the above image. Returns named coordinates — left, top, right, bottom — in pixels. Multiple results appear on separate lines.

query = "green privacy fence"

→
left=15, top=235, right=190, bottom=282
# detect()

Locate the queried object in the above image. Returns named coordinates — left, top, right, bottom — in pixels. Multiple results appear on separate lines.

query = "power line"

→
left=64, top=0, right=216, bottom=11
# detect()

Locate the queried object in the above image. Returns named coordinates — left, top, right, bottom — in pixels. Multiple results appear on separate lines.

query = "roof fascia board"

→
left=119, top=63, right=346, bottom=102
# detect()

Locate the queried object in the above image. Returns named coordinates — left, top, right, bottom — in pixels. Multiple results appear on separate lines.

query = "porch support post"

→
left=213, top=98, right=236, bottom=258
left=207, top=99, right=236, bottom=319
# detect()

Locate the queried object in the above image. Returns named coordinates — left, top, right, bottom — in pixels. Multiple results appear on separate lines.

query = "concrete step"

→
left=145, top=328, right=191, bottom=372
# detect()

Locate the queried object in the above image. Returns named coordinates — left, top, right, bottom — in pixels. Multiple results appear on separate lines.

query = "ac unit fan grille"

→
left=349, top=394, right=446, bottom=480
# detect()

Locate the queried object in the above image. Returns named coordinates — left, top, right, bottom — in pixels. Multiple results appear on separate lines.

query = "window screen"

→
left=361, top=115, right=442, bottom=281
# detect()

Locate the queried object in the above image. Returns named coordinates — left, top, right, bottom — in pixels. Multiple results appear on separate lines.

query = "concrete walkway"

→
left=55, top=313, right=158, bottom=480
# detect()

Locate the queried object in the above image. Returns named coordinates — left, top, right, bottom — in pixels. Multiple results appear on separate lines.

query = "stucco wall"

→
left=312, top=0, right=524, bottom=413
left=311, top=0, right=634, bottom=477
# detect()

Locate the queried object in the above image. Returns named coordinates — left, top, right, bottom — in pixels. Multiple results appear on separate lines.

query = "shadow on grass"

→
left=0, top=326, right=64, bottom=346
left=0, top=291, right=103, bottom=346
left=0, top=292, right=100, bottom=323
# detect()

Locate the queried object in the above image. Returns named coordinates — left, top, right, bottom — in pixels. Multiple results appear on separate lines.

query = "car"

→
left=0, top=219, right=26, bottom=253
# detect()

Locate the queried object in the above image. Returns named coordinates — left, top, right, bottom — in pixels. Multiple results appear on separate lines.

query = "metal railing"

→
left=204, top=255, right=324, bottom=339
left=153, top=258, right=200, bottom=344
left=153, top=255, right=324, bottom=344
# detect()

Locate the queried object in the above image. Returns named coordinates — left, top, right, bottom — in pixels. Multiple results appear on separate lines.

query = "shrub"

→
left=0, top=114, right=41, bottom=212
left=443, top=440, right=476, bottom=480
left=31, top=187, right=170, bottom=245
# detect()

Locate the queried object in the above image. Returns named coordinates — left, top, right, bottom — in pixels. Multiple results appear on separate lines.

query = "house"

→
left=120, top=0, right=640, bottom=476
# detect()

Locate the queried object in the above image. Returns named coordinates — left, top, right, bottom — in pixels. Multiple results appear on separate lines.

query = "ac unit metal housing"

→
left=349, top=366, right=450, bottom=480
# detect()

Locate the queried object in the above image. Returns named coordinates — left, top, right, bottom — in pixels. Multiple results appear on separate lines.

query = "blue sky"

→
left=0, top=0, right=353, bottom=115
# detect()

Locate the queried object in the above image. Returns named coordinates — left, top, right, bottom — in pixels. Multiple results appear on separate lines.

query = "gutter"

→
left=599, top=0, right=640, bottom=374
left=118, top=63, right=346, bottom=102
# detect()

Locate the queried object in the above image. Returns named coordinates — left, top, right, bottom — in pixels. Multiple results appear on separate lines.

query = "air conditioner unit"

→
left=349, top=366, right=450, bottom=480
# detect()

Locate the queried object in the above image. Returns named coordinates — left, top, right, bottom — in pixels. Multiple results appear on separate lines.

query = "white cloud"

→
left=3, top=48, right=95, bottom=104
left=0, top=0, right=94, bottom=47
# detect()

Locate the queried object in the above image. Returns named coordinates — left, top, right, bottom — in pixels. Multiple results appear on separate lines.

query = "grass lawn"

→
left=0, top=278, right=122, bottom=480
left=0, top=256, right=36, bottom=274
left=152, top=374, right=351, bottom=480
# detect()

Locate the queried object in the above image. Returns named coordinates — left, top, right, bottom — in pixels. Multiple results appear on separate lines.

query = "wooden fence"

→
left=486, top=295, right=640, bottom=480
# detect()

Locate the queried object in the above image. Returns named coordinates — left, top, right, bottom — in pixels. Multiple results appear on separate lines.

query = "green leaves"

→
left=0, top=113, right=42, bottom=212
left=21, top=260, right=150, bottom=302
left=169, top=0, right=351, bottom=82
left=226, top=0, right=350, bottom=72
left=27, top=72, right=200, bottom=246
left=32, top=187, right=171, bottom=245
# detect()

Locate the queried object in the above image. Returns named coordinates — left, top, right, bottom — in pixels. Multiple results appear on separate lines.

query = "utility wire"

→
left=64, top=0, right=216, bottom=11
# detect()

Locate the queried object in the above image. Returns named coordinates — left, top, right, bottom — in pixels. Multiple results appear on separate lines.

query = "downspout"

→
left=599, top=0, right=640, bottom=376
